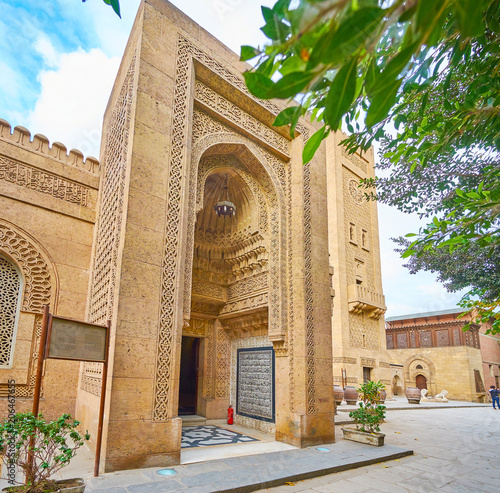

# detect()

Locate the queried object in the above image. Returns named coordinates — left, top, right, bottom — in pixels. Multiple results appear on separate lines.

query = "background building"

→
left=386, top=308, right=499, bottom=402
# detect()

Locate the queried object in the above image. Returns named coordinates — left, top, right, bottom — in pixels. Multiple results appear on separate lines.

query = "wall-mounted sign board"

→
left=46, top=315, right=107, bottom=362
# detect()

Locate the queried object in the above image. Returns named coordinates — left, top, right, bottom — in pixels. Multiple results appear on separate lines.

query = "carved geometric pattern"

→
left=360, top=358, right=375, bottom=368
left=80, top=362, right=104, bottom=396
left=0, top=256, right=21, bottom=366
left=333, top=357, right=357, bottom=364
left=379, top=361, right=391, bottom=368
left=203, top=320, right=214, bottom=398
left=194, top=82, right=290, bottom=157
left=153, top=36, right=195, bottom=421
left=228, top=273, right=267, bottom=300
left=84, top=54, right=136, bottom=395
left=0, top=156, right=93, bottom=207
left=88, top=55, right=135, bottom=326
left=342, top=147, right=368, bottom=173
left=303, top=160, right=316, bottom=415
left=220, top=293, right=268, bottom=316
left=216, top=320, right=230, bottom=399
left=0, top=223, right=51, bottom=313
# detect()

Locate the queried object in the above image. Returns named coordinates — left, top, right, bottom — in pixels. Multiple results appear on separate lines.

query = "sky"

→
left=0, top=0, right=466, bottom=317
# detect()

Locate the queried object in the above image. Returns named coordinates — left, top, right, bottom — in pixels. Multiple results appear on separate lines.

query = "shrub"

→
left=0, top=412, right=89, bottom=493
left=349, top=381, right=386, bottom=434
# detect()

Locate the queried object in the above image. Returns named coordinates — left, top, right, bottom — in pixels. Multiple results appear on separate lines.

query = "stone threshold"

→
left=85, top=442, right=413, bottom=493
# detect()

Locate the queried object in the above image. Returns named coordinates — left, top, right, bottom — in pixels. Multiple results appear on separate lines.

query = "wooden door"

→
left=416, top=374, right=427, bottom=390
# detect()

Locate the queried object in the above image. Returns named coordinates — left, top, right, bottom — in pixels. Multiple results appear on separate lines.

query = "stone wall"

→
left=0, top=119, right=99, bottom=420
left=388, top=346, right=485, bottom=401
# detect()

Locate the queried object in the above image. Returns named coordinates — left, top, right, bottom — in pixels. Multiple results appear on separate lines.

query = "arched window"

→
left=0, top=255, right=23, bottom=367
left=416, top=364, right=423, bottom=369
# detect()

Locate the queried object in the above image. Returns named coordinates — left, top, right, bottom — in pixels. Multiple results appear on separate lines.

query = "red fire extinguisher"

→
left=227, top=405, right=234, bottom=425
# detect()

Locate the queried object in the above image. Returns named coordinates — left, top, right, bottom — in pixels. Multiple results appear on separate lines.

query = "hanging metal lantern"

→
left=214, top=174, right=236, bottom=218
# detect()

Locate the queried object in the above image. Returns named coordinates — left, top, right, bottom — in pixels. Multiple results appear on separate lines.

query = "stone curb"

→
left=86, top=444, right=413, bottom=493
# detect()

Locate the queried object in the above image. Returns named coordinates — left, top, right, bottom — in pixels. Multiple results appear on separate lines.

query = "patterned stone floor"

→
left=181, top=425, right=260, bottom=448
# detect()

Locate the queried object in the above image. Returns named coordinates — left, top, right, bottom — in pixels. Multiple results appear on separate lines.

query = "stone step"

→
left=181, top=415, right=207, bottom=427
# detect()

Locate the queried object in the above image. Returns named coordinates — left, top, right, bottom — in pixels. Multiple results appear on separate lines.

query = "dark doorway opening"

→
left=416, top=374, right=427, bottom=390
left=178, top=336, right=199, bottom=416
left=363, top=367, right=371, bottom=383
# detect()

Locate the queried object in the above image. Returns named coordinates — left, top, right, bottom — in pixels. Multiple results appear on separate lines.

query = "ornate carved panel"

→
left=0, top=222, right=51, bottom=313
left=84, top=54, right=136, bottom=395
left=0, top=257, right=21, bottom=367
left=194, top=82, right=289, bottom=157
left=0, top=157, right=93, bottom=208
left=215, top=320, right=230, bottom=399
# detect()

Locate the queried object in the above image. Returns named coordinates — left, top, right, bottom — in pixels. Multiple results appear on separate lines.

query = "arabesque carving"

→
left=194, top=82, right=289, bottom=157
left=0, top=222, right=51, bottom=313
left=0, top=156, right=93, bottom=208
left=84, top=54, right=136, bottom=396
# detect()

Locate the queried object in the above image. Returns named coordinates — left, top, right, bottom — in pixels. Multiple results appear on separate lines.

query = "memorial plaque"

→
left=47, top=316, right=107, bottom=362
left=236, top=347, right=275, bottom=422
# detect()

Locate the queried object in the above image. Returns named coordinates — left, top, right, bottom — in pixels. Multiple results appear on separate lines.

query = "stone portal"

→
left=75, top=0, right=335, bottom=472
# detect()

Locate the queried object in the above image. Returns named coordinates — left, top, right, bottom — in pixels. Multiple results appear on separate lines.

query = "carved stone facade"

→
left=326, top=132, right=392, bottom=392
left=0, top=0, right=403, bottom=474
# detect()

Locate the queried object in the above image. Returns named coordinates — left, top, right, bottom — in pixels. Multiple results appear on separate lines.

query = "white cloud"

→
left=34, top=35, right=59, bottom=68
left=26, top=47, right=120, bottom=159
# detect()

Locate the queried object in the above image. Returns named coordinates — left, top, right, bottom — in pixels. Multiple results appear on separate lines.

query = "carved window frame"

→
left=0, top=253, right=24, bottom=368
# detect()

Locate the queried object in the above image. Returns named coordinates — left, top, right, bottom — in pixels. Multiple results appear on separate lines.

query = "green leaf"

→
left=268, top=71, right=315, bottom=99
left=310, top=7, right=384, bottom=66
left=324, top=56, right=358, bottom=130
left=303, top=126, right=326, bottom=164
left=273, top=106, right=301, bottom=127
left=368, top=41, right=418, bottom=98
left=280, top=56, right=306, bottom=76
left=261, top=6, right=274, bottom=22
left=243, top=72, right=274, bottom=99
left=103, top=0, right=121, bottom=17
left=366, top=80, right=400, bottom=127
left=453, top=0, right=488, bottom=37
left=240, top=45, right=260, bottom=62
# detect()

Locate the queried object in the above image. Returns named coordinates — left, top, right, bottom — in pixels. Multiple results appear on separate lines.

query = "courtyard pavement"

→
left=1, top=400, right=498, bottom=492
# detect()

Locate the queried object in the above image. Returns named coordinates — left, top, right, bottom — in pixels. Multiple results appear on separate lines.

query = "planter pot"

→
left=3, top=479, right=85, bottom=493
left=342, top=427, right=385, bottom=446
left=379, top=390, right=387, bottom=404
left=405, top=387, right=421, bottom=404
left=344, top=386, right=358, bottom=405
left=333, top=385, right=344, bottom=404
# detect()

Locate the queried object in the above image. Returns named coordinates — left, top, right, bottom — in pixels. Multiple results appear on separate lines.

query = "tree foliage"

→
left=243, top=0, right=500, bottom=331
left=82, top=0, right=121, bottom=18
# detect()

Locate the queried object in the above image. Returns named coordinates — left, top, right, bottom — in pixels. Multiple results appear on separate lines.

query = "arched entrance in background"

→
left=392, top=375, right=403, bottom=395
left=416, top=374, right=427, bottom=390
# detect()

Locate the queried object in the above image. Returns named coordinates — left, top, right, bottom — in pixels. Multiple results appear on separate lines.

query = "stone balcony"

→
left=347, top=284, right=387, bottom=319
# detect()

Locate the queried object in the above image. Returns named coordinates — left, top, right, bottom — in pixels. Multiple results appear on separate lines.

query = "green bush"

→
left=349, top=380, right=386, bottom=434
left=0, top=412, right=89, bottom=493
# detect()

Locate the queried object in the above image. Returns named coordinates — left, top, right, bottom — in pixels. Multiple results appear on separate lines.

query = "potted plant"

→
left=0, top=412, right=89, bottom=493
left=342, top=380, right=386, bottom=446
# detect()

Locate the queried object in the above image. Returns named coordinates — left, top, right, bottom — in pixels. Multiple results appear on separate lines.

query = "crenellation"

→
left=0, top=118, right=100, bottom=174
